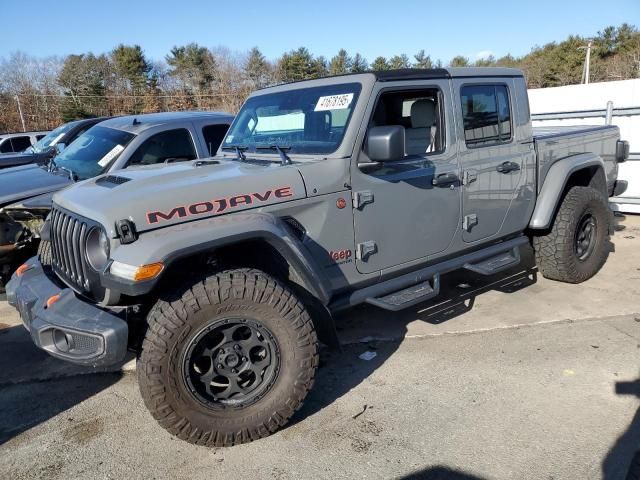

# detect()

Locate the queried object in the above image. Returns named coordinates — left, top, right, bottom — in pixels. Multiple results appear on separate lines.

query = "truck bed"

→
left=532, top=124, right=619, bottom=194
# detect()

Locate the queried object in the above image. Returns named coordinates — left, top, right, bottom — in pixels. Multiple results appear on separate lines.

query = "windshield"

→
left=223, top=83, right=362, bottom=156
left=55, top=125, right=135, bottom=180
left=28, top=122, right=75, bottom=153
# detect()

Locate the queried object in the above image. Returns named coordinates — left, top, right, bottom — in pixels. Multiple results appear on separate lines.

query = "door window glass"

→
left=128, top=129, right=197, bottom=166
left=460, top=84, right=512, bottom=147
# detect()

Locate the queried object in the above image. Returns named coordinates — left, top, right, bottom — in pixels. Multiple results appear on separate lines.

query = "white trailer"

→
left=529, top=79, right=640, bottom=213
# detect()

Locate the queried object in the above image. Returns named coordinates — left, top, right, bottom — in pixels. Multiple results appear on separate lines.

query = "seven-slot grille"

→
left=49, top=206, right=92, bottom=292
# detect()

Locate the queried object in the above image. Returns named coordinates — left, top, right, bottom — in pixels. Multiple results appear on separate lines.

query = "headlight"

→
left=86, top=227, right=110, bottom=271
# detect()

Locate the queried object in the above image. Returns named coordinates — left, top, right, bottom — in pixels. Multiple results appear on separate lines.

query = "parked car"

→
left=0, top=111, right=233, bottom=286
left=0, top=131, right=49, bottom=154
left=6, top=68, right=628, bottom=446
left=0, top=118, right=108, bottom=170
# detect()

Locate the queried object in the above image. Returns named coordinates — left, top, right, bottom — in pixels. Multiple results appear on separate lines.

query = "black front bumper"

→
left=6, top=258, right=128, bottom=367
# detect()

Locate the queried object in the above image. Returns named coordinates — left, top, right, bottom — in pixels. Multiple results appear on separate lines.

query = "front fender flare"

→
left=529, top=153, right=606, bottom=230
left=103, top=212, right=332, bottom=305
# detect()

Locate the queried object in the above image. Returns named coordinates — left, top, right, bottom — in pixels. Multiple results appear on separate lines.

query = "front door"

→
left=351, top=82, right=461, bottom=274
left=452, top=80, right=529, bottom=243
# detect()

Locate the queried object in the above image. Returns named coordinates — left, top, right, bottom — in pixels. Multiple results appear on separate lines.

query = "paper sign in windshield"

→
left=314, top=93, right=354, bottom=111
left=98, top=144, right=125, bottom=167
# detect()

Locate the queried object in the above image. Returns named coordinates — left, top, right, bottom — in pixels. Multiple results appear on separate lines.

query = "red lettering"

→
left=229, top=195, right=252, bottom=207
left=188, top=202, right=214, bottom=215
left=274, top=186, right=293, bottom=198
left=147, top=206, right=187, bottom=224
left=252, top=191, right=272, bottom=202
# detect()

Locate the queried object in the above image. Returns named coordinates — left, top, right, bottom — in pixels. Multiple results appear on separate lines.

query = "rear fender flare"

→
left=529, top=153, right=606, bottom=230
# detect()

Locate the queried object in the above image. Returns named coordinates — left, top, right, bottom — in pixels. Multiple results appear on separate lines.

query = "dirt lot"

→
left=0, top=215, right=639, bottom=480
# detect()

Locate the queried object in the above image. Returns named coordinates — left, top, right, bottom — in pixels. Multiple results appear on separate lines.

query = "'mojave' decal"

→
left=146, top=186, right=294, bottom=225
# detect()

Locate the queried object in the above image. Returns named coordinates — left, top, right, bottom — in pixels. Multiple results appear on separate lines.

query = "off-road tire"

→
left=37, top=239, right=52, bottom=266
left=532, top=186, right=611, bottom=283
left=138, top=268, right=319, bottom=447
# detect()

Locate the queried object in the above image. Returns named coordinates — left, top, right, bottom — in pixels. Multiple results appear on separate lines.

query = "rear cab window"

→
left=202, top=124, right=230, bottom=155
left=460, top=84, right=512, bottom=147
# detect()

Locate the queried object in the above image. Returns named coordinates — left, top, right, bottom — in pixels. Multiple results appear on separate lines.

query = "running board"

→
left=366, top=275, right=440, bottom=311
left=462, top=247, right=521, bottom=276
left=330, top=236, right=529, bottom=313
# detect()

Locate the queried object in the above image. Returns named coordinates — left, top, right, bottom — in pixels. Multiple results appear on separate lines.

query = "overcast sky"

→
left=1, top=0, right=637, bottom=63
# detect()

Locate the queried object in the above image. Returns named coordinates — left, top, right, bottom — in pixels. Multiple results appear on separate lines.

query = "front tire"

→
left=533, top=186, right=611, bottom=283
left=138, top=268, right=319, bottom=446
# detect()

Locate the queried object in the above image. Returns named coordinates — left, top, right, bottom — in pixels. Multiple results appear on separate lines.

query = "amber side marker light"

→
left=46, top=293, right=61, bottom=309
left=16, top=264, right=31, bottom=276
left=133, top=263, right=164, bottom=282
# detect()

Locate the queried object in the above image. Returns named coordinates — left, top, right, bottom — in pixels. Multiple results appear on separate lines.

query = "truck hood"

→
left=54, top=159, right=308, bottom=235
left=0, top=164, right=71, bottom=207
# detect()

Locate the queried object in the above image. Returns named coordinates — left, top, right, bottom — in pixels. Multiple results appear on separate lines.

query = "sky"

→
left=0, top=0, right=638, bottom=63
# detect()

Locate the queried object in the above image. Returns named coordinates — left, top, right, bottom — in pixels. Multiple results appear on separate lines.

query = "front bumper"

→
left=6, top=258, right=128, bottom=367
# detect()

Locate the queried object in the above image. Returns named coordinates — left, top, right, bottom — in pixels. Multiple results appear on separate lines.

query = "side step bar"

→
left=463, top=247, right=521, bottom=276
left=330, top=236, right=529, bottom=313
left=366, top=275, right=440, bottom=312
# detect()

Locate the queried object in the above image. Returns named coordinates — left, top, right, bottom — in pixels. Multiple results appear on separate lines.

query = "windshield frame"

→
left=28, top=122, right=76, bottom=153
left=222, top=80, right=367, bottom=160
left=54, top=125, right=136, bottom=180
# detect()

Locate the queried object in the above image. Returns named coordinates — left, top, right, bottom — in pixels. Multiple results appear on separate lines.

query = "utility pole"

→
left=14, top=95, right=26, bottom=132
left=579, top=40, right=593, bottom=84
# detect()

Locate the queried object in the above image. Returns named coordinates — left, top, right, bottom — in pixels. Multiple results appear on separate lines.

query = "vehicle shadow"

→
left=291, top=245, right=538, bottom=426
left=398, top=466, right=486, bottom=479
left=602, top=374, right=640, bottom=479
left=0, top=324, right=123, bottom=446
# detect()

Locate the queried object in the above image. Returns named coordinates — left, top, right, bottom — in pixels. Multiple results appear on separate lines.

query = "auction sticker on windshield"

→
left=98, top=144, right=125, bottom=167
left=315, top=93, right=354, bottom=111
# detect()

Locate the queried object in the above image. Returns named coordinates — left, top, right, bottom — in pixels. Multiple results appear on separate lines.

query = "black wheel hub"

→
left=575, top=213, right=597, bottom=261
left=183, top=319, right=280, bottom=409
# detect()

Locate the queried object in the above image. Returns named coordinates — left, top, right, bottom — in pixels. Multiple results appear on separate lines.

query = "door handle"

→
left=496, top=161, right=520, bottom=173
left=432, top=172, right=460, bottom=187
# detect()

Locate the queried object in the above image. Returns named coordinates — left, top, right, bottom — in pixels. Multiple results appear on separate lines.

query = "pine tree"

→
left=244, top=47, right=271, bottom=88
left=389, top=54, right=411, bottom=69
left=371, top=56, right=390, bottom=71
left=350, top=53, right=368, bottom=72
left=329, top=49, right=352, bottom=75
left=449, top=56, right=470, bottom=67
left=413, top=50, right=433, bottom=69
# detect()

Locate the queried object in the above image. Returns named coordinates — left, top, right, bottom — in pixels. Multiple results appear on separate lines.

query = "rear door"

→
left=452, top=79, right=531, bottom=243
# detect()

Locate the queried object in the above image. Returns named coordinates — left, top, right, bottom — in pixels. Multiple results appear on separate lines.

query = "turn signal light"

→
left=46, top=293, right=61, bottom=309
left=16, top=264, right=31, bottom=277
left=133, top=263, right=164, bottom=282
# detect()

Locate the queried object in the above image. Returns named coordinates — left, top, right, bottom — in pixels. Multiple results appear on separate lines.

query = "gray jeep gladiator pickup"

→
left=0, top=111, right=233, bottom=288
left=7, top=68, right=629, bottom=447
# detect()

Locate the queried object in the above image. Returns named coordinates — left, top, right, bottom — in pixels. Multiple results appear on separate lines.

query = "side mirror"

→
left=616, top=140, right=629, bottom=163
left=54, top=142, right=66, bottom=154
left=367, top=126, right=405, bottom=162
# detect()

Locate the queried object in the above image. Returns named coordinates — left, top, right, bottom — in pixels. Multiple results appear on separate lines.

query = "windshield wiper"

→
left=221, top=145, right=248, bottom=161
left=58, top=166, right=77, bottom=182
left=46, top=157, right=76, bottom=181
left=255, top=144, right=292, bottom=166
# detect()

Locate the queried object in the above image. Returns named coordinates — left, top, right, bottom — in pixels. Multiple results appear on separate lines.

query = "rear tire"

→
left=532, top=186, right=611, bottom=283
left=137, top=268, right=319, bottom=446
left=37, top=240, right=52, bottom=266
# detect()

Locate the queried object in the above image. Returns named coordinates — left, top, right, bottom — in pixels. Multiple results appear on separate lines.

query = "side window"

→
left=369, top=88, right=445, bottom=156
left=1, top=136, right=32, bottom=152
left=36, top=135, right=46, bottom=141
left=460, top=84, right=512, bottom=147
left=127, top=129, right=197, bottom=166
left=202, top=124, right=230, bottom=155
